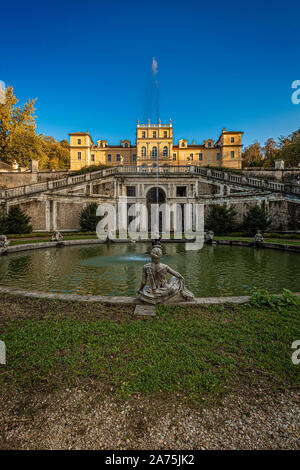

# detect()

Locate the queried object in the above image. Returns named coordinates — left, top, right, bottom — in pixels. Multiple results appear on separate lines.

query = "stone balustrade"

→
left=1, top=165, right=300, bottom=201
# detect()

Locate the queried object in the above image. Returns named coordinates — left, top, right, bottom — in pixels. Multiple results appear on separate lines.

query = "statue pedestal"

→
left=134, top=304, right=156, bottom=317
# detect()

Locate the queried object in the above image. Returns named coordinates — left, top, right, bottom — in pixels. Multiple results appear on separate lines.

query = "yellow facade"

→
left=69, top=121, right=243, bottom=171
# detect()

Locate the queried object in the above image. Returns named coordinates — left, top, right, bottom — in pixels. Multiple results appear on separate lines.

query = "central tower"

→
left=136, top=118, right=173, bottom=166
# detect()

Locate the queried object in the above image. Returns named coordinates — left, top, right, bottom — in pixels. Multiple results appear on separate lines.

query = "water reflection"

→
left=0, top=243, right=299, bottom=297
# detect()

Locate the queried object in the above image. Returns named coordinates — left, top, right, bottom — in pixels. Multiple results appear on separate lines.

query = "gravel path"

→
left=0, top=383, right=299, bottom=450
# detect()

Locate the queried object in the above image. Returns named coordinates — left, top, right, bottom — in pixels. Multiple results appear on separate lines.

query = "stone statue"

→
left=152, top=233, right=162, bottom=249
left=204, top=230, right=214, bottom=244
left=254, top=230, right=264, bottom=246
left=137, top=246, right=195, bottom=304
left=0, top=234, right=9, bottom=249
left=51, top=230, right=63, bottom=242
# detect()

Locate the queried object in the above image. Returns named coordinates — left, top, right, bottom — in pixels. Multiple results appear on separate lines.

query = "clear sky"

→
left=1, top=0, right=300, bottom=147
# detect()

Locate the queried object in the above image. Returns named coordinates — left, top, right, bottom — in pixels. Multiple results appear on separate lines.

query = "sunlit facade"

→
left=69, top=120, right=243, bottom=170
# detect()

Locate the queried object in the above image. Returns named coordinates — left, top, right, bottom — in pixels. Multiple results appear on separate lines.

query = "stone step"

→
left=134, top=304, right=156, bottom=317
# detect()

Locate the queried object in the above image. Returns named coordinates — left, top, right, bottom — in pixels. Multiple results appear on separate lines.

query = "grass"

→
left=6, top=233, right=300, bottom=247
left=215, top=236, right=300, bottom=246
left=0, top=295, right=299, bottom=407
left=8, top=235, right=98, bottom=246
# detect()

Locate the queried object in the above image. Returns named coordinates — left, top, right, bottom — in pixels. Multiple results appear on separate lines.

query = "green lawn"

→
left=6, top=235, right=300, bottom=247
left=215, top=236, right=300, bottom=246
left=8, top=235, right=98, bottom=246
left=0, top=295, right=299, bottom=407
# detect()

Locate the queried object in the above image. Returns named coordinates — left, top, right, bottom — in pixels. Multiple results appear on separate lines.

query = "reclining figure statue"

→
left=0, top=234, right=9, bottom=249
left=254, top=230, right=264, bottom=246
left=51, top=230, right=63, bottom=242
left=137, top=246, right=195, bottom=305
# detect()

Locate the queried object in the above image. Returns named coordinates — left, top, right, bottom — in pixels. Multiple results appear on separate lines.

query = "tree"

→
left=278, top=129, right=300, bottom=167
left=40, top=135, right=70, bottom=169
left=206, top=204, right=237, bottom=235
left=3, top=205, right=32, bottom=234
left=242, top=142, right=263, bottom=167
left=79, top=203, right=99, bottom=232
left=0, top=87, right=70, bottom=169
left=263, top=138, right=279, bottom=167
left=243, top=205, right=269, bottom=234
left=0, top=87, right=41, bottom=166
left=7, top=129, right=48, bottom=168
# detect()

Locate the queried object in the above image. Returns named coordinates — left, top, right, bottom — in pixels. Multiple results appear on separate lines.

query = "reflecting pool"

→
left=0, top=243, right=299, bottom=297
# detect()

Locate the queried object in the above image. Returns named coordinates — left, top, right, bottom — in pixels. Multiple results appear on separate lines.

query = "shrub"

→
left=0, top=213, right=8, bottom=233
left=79, top=203, right=99, bottom=232
left=71, top=164, right=108, bottom=176
left=2, top=205, right=32, bottom=234
left=206, top=204, right=236, bottom=235
left=243, top=205, right=269, bottom=235
left=251, top=288, right=300, bottom=311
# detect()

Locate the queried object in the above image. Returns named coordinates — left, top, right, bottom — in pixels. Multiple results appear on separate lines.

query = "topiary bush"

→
left=2, top=205, right=32, bottom=234
left=79, top=203, right=100, bottom=232
left=206, top=204, right=237, bottom=235
left=243, top=205, right=270, bottom=235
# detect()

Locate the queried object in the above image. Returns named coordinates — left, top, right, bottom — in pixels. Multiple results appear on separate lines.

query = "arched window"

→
left=141, top=146, right=146, bottom=157
left=152, top=146, right=157, bottom=158
left=163, top=146, right=168, bottom=157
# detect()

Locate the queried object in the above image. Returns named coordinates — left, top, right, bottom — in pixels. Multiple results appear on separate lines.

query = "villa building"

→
left=69, top=120, right=243, bottom=171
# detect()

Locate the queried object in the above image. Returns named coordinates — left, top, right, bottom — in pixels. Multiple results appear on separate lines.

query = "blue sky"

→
left=1, top=0, right=299, bottom=147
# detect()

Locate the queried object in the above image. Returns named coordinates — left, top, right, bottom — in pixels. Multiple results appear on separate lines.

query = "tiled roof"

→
left=69, top=132, right=88, bottom=135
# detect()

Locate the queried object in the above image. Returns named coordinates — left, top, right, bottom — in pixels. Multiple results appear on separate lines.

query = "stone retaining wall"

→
left=1, top=238, right=300, bottom=255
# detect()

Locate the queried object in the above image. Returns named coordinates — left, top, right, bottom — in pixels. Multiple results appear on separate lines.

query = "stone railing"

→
left=1, top=165, right=300, bottom=200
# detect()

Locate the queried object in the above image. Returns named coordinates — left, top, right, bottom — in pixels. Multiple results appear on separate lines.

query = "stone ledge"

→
left=0, top=285, right=298, bottom=306
left=217, top=239, right=300, bottom=253
left=2, top=237, right=300, bottom=255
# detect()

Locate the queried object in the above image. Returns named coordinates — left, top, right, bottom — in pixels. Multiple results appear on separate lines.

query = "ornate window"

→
left=231, top=151, right=235, bottom=158
left=141, top=146, right=146, bottom=157
left=77, top=139, right=81, bottom=145
left=116, top=154, right=121, bottom=162
left=77, top=152, right=81, bottom=160
left=199, top=153, right=203, bottom=161
left=163, top=146, right=168, bottom=157
left=108, top=154, right=111, bottom=162
left=152, top=146, right=157, bottom=158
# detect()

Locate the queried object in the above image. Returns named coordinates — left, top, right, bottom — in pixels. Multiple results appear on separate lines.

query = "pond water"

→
left=0, top=243, right=299, bottom=297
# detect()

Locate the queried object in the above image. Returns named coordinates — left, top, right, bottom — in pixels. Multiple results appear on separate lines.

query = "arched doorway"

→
left=146, top=187, right=166, bottom=233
